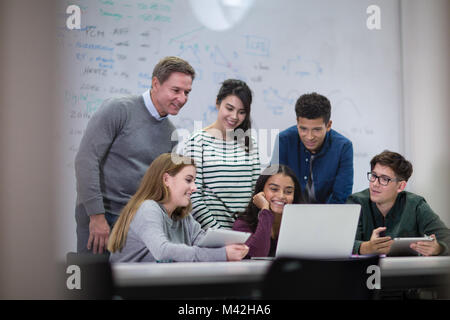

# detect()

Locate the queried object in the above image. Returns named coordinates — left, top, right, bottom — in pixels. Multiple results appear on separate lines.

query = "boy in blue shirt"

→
left=272, top=92, right=353, bottom=203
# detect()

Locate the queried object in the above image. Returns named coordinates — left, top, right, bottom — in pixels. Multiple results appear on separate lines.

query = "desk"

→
left=380, top=257, right=450, bottom=294
left=113, top=260, right=270, bottom=299
left=112, top=257, right=450, bottom=299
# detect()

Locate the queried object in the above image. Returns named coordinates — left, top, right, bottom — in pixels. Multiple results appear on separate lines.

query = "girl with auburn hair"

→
left=233, top=164, right=304, bottom=258
left=108, top=153, right=248, bottom=262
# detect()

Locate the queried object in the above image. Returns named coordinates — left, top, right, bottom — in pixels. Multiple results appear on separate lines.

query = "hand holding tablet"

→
left=198, top=229, right=251, bottom=248
left=360, top=227, right=442, bottom=256
left=408, top=234, right=443, bottom=256
left=389, top=235, right=436, bottom=256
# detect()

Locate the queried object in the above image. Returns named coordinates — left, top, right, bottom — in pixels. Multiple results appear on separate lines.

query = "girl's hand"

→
left=253, top=192, right=270, bottom=211
left=225, top=244, right=249, bottom=261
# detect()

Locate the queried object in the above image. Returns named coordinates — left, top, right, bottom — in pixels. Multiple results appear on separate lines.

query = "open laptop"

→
left=274, top=204, right=361, bottom=259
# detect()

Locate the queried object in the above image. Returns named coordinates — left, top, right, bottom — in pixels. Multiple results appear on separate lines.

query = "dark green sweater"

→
left=347, top=189, right=450, bottom=255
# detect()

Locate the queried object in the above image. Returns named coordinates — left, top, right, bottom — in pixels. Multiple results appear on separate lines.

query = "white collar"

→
left=142, top=90, right=167, bottom=121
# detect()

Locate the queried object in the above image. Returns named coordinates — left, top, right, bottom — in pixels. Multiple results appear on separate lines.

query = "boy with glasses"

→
left=347, top=150, right=450, bottom=256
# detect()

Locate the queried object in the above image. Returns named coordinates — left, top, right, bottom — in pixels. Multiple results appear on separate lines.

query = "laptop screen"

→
left=275, top=204, right=361, bottom=259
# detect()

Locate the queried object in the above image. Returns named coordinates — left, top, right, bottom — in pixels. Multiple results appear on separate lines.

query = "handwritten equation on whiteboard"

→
left=58, top=0, right=388, bottom=176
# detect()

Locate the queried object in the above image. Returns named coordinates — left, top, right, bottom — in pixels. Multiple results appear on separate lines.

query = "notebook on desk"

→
left=274, top=204, right=361, bottom=259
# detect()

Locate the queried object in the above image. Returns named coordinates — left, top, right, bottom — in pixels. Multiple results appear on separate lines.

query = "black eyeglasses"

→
left=367, top=172, right=400, bottom=186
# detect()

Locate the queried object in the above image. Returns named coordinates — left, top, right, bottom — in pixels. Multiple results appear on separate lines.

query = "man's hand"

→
left=410, top=234, right=442, bottom=256
left=88, top=213, right=110, bottom=254
left=360, top=227, right=393, bottom=255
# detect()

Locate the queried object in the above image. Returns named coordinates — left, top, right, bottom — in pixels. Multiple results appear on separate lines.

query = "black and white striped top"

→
left=184, top=130, right=261, bottom=229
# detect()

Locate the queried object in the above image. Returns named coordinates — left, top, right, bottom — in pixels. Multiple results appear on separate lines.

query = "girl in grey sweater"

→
left=108, top=153, right=249, bottom=262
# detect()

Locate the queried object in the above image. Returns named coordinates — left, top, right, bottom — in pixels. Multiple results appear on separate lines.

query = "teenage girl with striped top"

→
left=184, top=79, right=261, bottom=229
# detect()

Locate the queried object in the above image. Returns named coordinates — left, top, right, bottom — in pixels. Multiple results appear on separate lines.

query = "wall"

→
left=401, top=0, right=450, bottom=226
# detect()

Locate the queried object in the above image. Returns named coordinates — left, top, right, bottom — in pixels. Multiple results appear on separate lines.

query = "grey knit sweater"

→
left=75, top=95, right=177, bottom=217
left=109, top=200, right=227, bottom=262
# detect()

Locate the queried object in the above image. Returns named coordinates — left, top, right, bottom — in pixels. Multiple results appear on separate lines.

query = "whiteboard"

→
left=56, top=0, right=403, bottom=255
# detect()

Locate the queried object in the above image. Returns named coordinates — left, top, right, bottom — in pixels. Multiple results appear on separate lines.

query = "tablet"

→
left=197, top=229, right=251, bottom=248
left=388, top=236, right=433, bottom=256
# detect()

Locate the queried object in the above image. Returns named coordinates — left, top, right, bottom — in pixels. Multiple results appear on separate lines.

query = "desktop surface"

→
left=111, top=256, right=450, bottom=299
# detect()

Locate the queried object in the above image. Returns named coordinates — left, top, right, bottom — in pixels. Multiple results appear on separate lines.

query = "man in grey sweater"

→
left=75, top=56, right=195, bottom=254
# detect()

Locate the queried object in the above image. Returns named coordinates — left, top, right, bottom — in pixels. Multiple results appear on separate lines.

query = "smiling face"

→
left=369, top=163, right=406, bottom=208
left=163, top=165, right=197, bottom=212
left=297, top=117, right=332, bottom=154
left=263, top=173, right=295, bottom=215
left=215, top=94, right=247, bottom=134
left=151, top=71, right=193, bottom=117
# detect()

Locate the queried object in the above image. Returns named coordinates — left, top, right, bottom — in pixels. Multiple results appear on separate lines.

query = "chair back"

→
left=262, top=255, right=380, bottom=300
left=65, top=252, right=114, bottom=300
